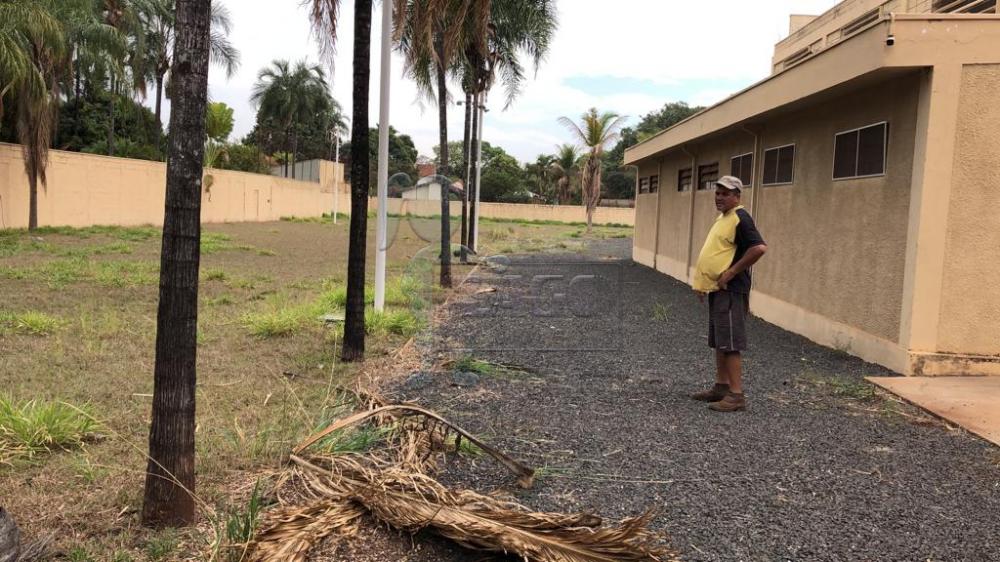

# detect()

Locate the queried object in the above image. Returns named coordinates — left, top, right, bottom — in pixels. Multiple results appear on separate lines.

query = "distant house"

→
left=626, top=0, right=1000, bottom=376
left=395, top=177, right=463, bottom=200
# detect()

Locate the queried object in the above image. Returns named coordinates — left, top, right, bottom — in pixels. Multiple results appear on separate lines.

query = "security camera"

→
left=886, top=34, right=895, bottom=46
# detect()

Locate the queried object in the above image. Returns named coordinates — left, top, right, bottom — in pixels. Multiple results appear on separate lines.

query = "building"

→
left=625, top=0, right=1000, bottom=376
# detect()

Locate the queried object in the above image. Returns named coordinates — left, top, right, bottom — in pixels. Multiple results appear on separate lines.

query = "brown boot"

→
left=708, top=392, right=746, bottom=412
left=691, top=383, right=729, bottom=402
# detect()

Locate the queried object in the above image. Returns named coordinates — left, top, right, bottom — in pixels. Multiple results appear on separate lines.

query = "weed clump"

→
left=0, top=396, right=98, bottom=465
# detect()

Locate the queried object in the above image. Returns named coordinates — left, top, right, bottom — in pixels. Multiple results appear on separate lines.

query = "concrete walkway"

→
left=869, top=376, right=1000, bottom=446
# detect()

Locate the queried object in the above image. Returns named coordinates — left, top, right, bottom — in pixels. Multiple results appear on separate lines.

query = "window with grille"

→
left=762, top=144, right=795, bottom=185
left=678, top=168, right=693, bottom=192
left=730, top=153, right=754, bottom=188
left=638, top=177, right=649, bottom=194
left=649, top=175, right=659, bottom=194
left=697, top=163, right=719, bottom=191
left=833, top=122, right=887, bottom=180
left=933, top=0, right=997, bottom=14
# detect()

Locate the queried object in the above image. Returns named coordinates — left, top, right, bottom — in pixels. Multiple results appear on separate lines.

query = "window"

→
left=649, top=175, right=659, bottom=194
left=933, top=0, right=997, bottom=14
left=638, top=177, right=649, bottom=194
left=762, top=144, right=795, bottom=185
left=833, top=122, right=887, bottom=180
left=697, top=163, right=719, bottom=191
left=730, top=153, right=754, bottom=188
left=678, top=168, right=692, bottom=192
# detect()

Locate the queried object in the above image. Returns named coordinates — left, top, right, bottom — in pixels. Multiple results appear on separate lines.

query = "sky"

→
left=156, top=0, right=840, bottom=164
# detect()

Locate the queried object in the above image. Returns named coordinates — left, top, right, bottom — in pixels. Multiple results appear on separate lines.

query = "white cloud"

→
left=157, top=0, right=839, bottom=163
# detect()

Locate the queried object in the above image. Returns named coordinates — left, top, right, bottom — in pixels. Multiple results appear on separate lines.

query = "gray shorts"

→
left=708, top=290, right=749, bottom=352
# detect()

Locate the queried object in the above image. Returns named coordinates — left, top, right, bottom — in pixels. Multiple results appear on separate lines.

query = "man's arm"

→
left=718, top=244, right=767, bottom=290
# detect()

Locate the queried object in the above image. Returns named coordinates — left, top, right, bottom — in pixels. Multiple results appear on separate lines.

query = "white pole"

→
left=374, top=0, right=392, bottom=312
left=473, top=98, right=485, bottom=252
left=333, top=166, right=339, bottom=225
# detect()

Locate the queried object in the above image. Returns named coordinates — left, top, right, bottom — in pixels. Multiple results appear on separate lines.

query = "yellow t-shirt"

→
left=692, top=205, right=744, bottom=293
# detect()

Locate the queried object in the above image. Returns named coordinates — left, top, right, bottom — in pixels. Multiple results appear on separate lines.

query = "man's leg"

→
left=722, top=351, right=742, bottom=393
left=715, top=350, right=729, bottom=385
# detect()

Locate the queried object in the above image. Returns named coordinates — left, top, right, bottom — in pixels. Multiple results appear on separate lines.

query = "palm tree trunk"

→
left=154, top=74, right=164, bottom=126
left=28, top=172, right=38, bottom=231
left=283, top=129, right=290, bottom=177
left=460, top=91, right=472, bottom=262
left=342, top=0, right=373, bottom=362
left=467, top=90, right=481, bottom=252
left=107, top=78, right=116, bottom=156
left=435, top=36, right=452, bottom=288
left=291, top=131, right=298, bottom=179
left=141, top=0, right=212, bottom=529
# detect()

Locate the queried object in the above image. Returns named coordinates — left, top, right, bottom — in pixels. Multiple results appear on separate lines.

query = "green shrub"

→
left=0, top=311, right=64, bottom=335
left=0, top=396, right=98, bottom=464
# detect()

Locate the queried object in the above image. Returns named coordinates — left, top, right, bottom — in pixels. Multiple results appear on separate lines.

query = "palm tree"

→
left=309, top=0, right=374, bottom=361
left=395, top=0, right=462, bottom=287
left=453, top=0, right=556, bottom=249
left=549, top=144, right=579, bottom=205
left=139, top=0, right=240, bottom=125
left=1, top=0, right=98, bottom=230
left=142, top=0, right=213, bottom=528
left=0, top=2, right=61, bottom=122
left=250, top=59, right=334, bottom=178
left=558, top=108, right=627, bottom=232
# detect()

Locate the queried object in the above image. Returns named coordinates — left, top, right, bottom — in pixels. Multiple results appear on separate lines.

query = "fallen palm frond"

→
left=294, top=403, right=535, bottom=488
left=249, top=393, right=675, bottom=561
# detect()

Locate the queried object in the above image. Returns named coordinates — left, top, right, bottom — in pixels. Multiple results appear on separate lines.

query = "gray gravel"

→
left=370, top=240, right=1000, bottom=562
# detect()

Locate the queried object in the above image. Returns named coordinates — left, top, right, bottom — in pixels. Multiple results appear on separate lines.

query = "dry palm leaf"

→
left=294, top=403, right=535, bottom=489
left=249, top=394, right=675, bottom=562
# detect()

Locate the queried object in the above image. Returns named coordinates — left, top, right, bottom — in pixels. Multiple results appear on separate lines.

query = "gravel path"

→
left=374, top=240, right=1000, bottom=562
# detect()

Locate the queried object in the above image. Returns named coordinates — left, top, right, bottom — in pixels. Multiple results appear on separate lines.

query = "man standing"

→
left=690, top=176, right=767, bottom=412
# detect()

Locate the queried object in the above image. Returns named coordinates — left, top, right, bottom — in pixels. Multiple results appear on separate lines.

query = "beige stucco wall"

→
left=632, top=193, right=657, bottom=266
left=630, top=72, right=919, bottom=350
left=936, top=64, right=1000, bottom=356
left=370, top=197, right=635, bottom=227
left=752, top=74, right=919, bottom=343
left=0, top=143, right=347, bottom=229
left=656, top=151, right=698, bottom=273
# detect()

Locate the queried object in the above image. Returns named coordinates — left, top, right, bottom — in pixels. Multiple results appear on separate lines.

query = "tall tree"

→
left=452, top=0, right=556, bottom=250
left=558, top=108, right=626, bottom=232
left=309, top=0, right=373, bottom=362
left=141, top=0, right=212, bottom=527
left=250, top=59, right=333, bottom=177
left=550, top=143, right=580, bottom=205
left=139, top=0, right=239, bottom=125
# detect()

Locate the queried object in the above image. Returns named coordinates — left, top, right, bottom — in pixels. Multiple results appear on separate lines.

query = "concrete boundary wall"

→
left=373, top=197, right=634, bottom=226
left=0, top=144, right=633, bottom=229
left=0, top=143, right=347, bottom=229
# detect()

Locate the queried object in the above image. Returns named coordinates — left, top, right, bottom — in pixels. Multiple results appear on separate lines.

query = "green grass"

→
left=452, top=356, right=497, bottom=375
left=450, top=355, right=531, bottom=380
left=319, top=275, right=427, bottom=311
left=205, top=294, right=235, bottom=306
left=0, top=310, right=64, bottom=335
left=0, top=258, right=159, bottom=288
left=217, top=481, right=266, bottom=562
left=200, top=232, right=234, bottom=254
left=652, top=301, right=670, bottom=322
left=365, top=308, right=423, bottom=337
left=279, top=212, right=348, bottom=223
left=797, top=371, right=875, bottom=400
left=241, top=302, right=323, bottom=338
left=144, top=529, right=179, bottom=561
left=0, top=396, right=98, bottom=465
left=202, top=268, right=230, bottom=282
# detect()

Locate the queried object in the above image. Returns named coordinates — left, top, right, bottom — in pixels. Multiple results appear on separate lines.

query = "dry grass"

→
left=0, top=217, right=626, bottom=559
